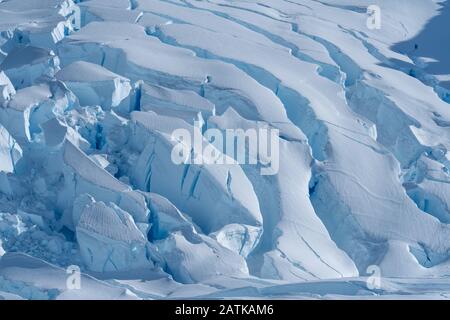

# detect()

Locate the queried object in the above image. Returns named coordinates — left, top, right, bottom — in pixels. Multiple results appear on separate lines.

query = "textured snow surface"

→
left=0, top=0, right=450, bottom=299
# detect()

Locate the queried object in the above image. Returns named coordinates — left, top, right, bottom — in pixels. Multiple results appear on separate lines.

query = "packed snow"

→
left=0, top=0, right=450, bottom=299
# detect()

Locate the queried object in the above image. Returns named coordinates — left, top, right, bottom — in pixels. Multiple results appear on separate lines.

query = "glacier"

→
left=0, top=0, right=450, bottom=300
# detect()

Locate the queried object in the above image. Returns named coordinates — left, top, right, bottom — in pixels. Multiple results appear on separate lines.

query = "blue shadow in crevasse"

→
left=391, top=0, right=450, bottom=89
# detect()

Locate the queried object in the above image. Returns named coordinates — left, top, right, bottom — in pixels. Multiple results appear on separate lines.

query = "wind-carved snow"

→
left=0, top=0, right=450, bottom=299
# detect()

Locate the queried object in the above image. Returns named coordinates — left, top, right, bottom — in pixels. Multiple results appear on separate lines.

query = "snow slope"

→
left=0, top=0, right=450, bottom=299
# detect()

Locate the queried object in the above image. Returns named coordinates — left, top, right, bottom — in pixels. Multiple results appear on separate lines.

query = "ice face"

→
left=1, top=46, right=60, bottom=89
left=0, top=125, right=22, bottom=173
left=75, top=199, right=152, bottom=272
left=139, top=82, right=215, bottom=126
left=129, top=111, right=263, bottom=234
left=210, top=224, right=262, bottom=259
left=56, top=61, right=132, bottom=111
left=0, top=72, right=16, bottom=104
left=156, top=232, right=249, bottom=284
left=145, top=192, right=198, bottom=241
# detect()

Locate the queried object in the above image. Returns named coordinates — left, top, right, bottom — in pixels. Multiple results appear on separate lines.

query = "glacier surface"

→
left=0, top=0, right=450, bottom=299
